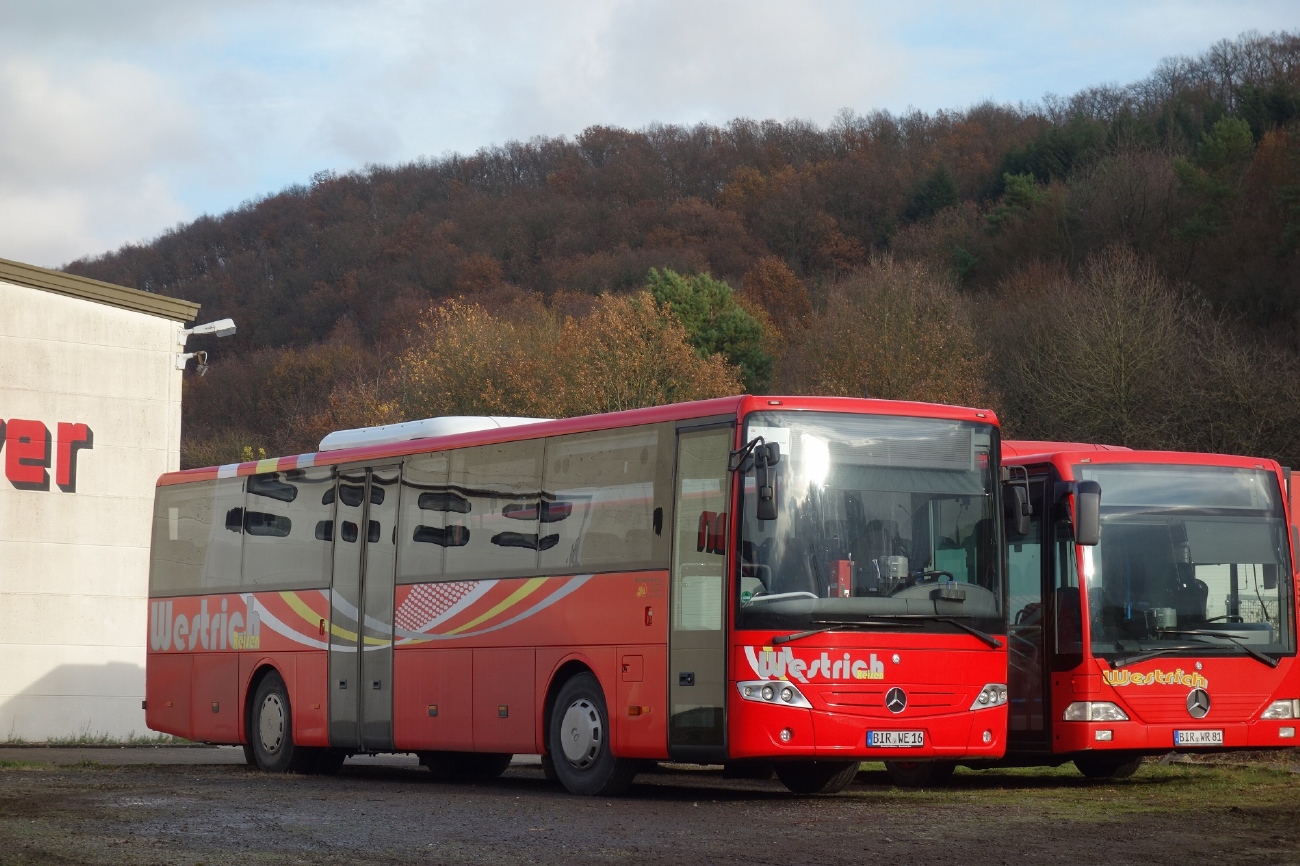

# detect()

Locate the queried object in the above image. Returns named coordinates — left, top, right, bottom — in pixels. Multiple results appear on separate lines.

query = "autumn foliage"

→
left=386, top=293, right=743, bottom=423
left=58, top=31, right=1300, bottom=468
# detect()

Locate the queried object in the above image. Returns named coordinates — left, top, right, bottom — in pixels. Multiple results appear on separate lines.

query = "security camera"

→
left=175, top=350, right=209, bottom=374
left=178, top=318, right=237, bottom=345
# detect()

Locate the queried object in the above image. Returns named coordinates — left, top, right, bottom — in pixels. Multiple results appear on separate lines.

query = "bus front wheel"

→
left=250, top=671, right=315, bottom=774
left=884, top=760, right=956, bottom=788
left=775, top=760, right=860, bottom=794
left=1074, top=753, right=1143, bottom=780
left=547, top=673, right=638, bottom=796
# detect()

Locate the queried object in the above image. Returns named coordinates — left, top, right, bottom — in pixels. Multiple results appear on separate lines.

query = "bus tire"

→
left=775, top=760, right=860, bottom=795
left=1075, top=753, right=1143, bottom=780
left=241, top=744, right=257, bottom=767
left=250, top=671, right=314, bottom=774
left=548, top=673, right=637, bottom=796
left=884, top=760, right=956, bottom=788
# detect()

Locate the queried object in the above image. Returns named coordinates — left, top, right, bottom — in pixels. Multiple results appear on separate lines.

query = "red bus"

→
left=997, top=441, right=1300, bottom=779
left=146, top=395, right=1011, bottom=795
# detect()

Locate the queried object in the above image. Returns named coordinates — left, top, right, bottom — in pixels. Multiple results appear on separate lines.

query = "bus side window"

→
left=397, top=452, right=451, bottom=583
left=540, top=424, right=671, bottom=573
left=241, top=467, right=336, bottom=590
left=149, top=477, right=245, bottom=596
left=445, top=441, right=544, bottom=578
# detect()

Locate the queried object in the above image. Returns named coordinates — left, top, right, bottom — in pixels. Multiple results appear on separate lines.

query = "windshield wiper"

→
left=836, top=614, right=1002, bottom=649
left=897, top=615, right=1003, bottom=649
left=1111, top=644, right=1217, bottom=668
left=772, top=619, right=921, bottom=646
left=1156, top=629, right=1280, bottom=668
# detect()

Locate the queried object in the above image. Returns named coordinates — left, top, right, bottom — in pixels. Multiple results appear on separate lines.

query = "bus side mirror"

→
left=1075, top=481, right=1101, bottom=546
left=1004, top=485, right=1031, bottom=538
left=755, top=443, right=779, bottom=521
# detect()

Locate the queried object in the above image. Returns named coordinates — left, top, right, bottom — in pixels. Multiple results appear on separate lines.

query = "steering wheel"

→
left=888, top=570, right=954, bottom=596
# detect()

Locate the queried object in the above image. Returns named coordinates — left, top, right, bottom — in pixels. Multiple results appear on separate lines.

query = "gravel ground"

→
left=0, top=749, right=1296, bottom=865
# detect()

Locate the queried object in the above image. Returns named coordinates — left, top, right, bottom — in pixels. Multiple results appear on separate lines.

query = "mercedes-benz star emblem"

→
left=885, top=687, right=907, bottom=714
left=1186, top=688, right=1211, bottom=719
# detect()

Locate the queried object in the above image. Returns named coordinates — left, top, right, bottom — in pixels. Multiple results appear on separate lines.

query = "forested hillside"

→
left=65, top=32, right=1300, bottom=468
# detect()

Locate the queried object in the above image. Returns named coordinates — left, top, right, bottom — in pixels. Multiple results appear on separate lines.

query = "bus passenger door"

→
left=328, top=465, right=400, bottom=752
left=1007, top=475, right=1049, bottom=751
left=668, top=426, right=732, bottom=762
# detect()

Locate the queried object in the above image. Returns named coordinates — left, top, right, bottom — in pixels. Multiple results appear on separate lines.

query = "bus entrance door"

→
left=1007, top=476, right=1050, bottom=751
left=328, top=465, right=400, bottom=752
left=668, top=426, right=732, bottom=762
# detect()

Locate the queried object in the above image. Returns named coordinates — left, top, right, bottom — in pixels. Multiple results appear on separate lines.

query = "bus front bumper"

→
left=727, top=699, right=1008, bottom=760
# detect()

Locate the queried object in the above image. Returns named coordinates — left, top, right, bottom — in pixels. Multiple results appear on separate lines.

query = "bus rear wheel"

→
left=775, top=760, right=860, bottom=794
left=1075, top=753, right=1143, bottom=780
left=250, top=671, right=315, bottom=774
left=547, top=672, right=638, bottom=796
left=420, top=751, right=513, bottom=781
left=884, top=760, right=956, bottom=788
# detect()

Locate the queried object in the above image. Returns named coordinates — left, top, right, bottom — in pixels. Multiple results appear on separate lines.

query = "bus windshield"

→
left=735, top=412, right=1003, bottom=633
left=1078, top=464, right=1296, bottom=660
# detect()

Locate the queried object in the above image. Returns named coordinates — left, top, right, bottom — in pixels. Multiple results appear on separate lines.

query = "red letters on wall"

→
left=0, top=419, right=93, bottom=492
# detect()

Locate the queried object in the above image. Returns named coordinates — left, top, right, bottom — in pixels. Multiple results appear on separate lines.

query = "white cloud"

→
left=0, top=55, right=201, bottom=265
left=0, top=174, right=188, bottom=268
left=0, top=0, right=1297, bottom=268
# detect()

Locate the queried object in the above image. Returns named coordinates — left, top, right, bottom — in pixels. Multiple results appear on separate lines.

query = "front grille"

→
left=816, top=684, right=962, bottom=716
left=1123, top=692, right=1265, bottom=724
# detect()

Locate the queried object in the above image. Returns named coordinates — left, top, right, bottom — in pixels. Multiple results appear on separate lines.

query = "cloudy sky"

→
left=0, top=0, right=1294, bottom=268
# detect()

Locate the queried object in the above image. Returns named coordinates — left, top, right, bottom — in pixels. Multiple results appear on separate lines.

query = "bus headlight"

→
left=1261, top=699, right=1300, bottom=720
left=737, top=681, right=812, bottom=708
left=970, top=683, right=1008, bottom=710
left=1063, top=701, right=1129, bottom=722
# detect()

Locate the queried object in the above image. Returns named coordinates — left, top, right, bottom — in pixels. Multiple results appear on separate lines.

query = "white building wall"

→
left=0, top=279, right=182, bottom=740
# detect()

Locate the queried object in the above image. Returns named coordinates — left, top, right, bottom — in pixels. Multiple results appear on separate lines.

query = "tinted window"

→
left=540, top=425, right=671, bottom=572
left=241, top=467, right=336, bottom=590
left=149, top=478, right=245, bottom=596
left=397, top=452, right=451, bottom=583
left=444, top=442, right=544, bottom=577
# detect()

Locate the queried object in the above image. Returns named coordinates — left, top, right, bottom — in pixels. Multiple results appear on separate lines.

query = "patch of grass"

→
left=849, top=761, right=1300, bottom=822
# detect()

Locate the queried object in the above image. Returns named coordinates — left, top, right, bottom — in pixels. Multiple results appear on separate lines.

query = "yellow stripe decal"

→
left=279, top=591, right=384, bottom=645
left=256, top=458, right=280, bottom=474
left=446, top=578, right=547, bottom=635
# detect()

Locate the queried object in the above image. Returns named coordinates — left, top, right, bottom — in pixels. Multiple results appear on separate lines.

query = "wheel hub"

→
left=258, top=693, right=285, bottom=755
left=559, top=698, right=601, bottom=768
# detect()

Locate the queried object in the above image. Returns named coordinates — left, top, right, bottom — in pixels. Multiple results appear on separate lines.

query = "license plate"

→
left=1174, top=729, right=1224, bottom=746
left=867, top=730, right=925, bottom=748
